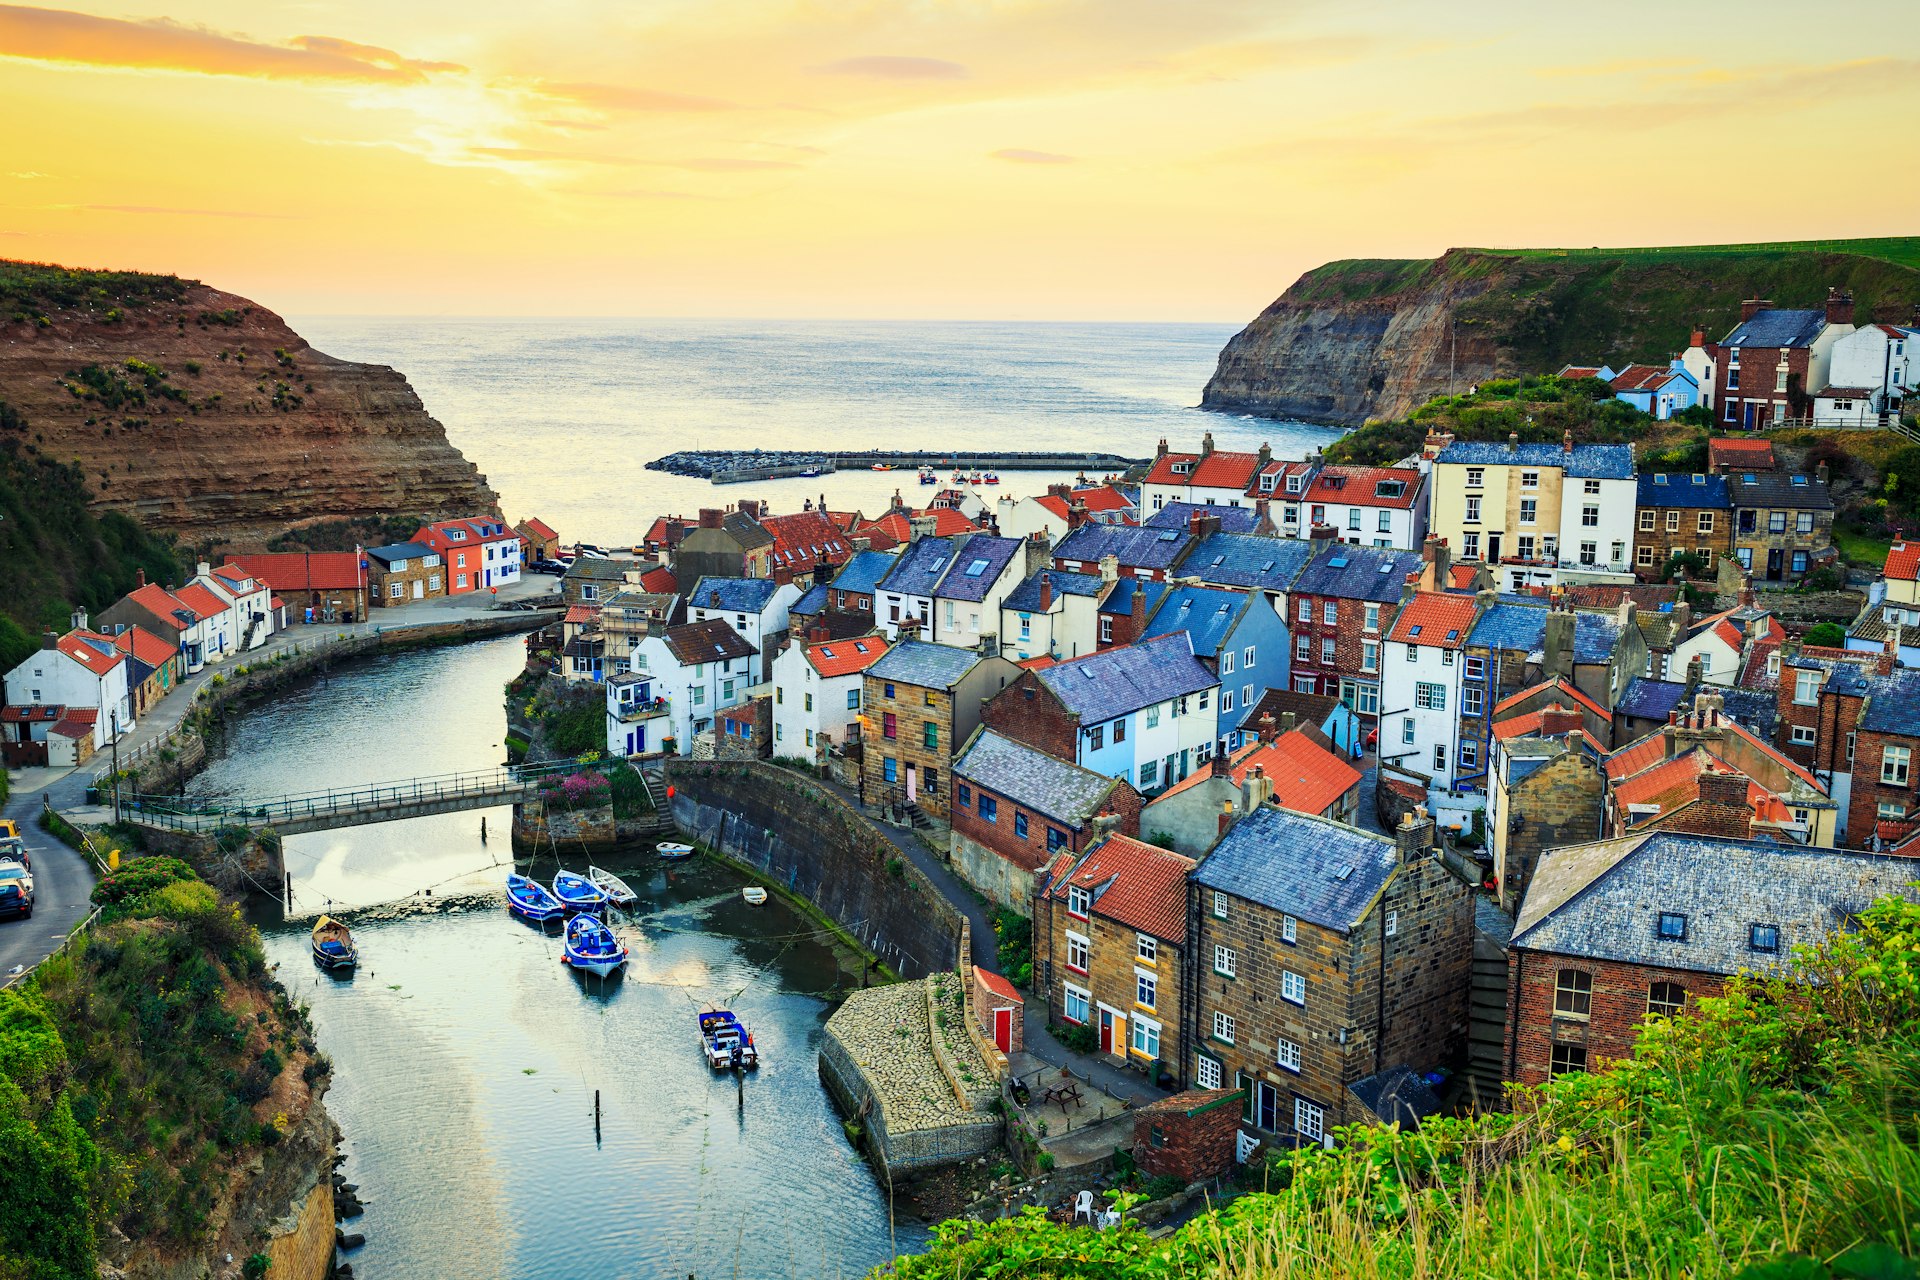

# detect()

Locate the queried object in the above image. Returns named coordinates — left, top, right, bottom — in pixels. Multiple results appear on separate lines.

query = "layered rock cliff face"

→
left=1204, top=245, right=1920, bottom=425
left=0, top=265, right=497, bottom=546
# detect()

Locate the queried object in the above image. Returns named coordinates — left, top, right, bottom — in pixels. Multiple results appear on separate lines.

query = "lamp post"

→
left=110, top=710, right=121, bottom=823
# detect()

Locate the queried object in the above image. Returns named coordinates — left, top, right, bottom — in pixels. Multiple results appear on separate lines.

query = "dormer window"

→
left=1260, top=473, right=1277, bottom=492
left=1172, top=461, right=1192, bottom=475
left=1749, top=923, right=1780, bottom=953
left=1067, top=885, right=1091, bottom=918
left=1286, top=474, right=1303, bottom=493
left=1657, top=912, right=1688, bottom=941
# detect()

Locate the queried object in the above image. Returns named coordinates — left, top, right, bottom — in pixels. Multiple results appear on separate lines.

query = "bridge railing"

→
left=123, top=757, right=594, bottom=830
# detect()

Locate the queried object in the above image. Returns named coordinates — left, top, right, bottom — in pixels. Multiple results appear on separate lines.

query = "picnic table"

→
left=1041, top=1081, right=1085, bottom=1110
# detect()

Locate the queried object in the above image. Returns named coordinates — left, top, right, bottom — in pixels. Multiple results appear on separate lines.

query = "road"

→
left=0, top=786, right=96, bottom=985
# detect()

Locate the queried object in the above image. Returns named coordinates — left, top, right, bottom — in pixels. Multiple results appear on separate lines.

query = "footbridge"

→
left=121, top=759, right=594, bottom=836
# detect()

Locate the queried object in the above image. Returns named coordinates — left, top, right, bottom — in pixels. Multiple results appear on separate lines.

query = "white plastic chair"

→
left=1073, top=1190, right=1096, bottom=1224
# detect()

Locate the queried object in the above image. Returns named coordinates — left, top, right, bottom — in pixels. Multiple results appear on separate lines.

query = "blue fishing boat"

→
left=552, top=870, right=608, bottom=913
left=310, top=916, right=356, bottom=970
left=698, top=1008, right=759, bottom=1070
left=561, top=914, right=628, bottom=977
left=506, top=874, right=564, bottom=922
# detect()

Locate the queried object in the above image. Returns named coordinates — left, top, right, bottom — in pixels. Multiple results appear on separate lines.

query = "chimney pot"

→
left=1507, top=432, right=1519, bottom=452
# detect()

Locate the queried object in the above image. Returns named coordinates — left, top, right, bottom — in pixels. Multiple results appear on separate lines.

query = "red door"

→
left=993, top=1006, right=1013, bottom=1053
left=1099, top=1008, right=1115, bottom=1054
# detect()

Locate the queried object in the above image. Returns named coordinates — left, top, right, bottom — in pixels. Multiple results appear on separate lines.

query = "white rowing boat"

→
left=588, top=865, right=637, bottom=907
left=742, top=886, right=768, bottom=906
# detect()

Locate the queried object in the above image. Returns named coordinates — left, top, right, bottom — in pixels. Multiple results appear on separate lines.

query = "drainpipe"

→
left=1505, top=949, right=1523, bottom=1082
left=1375, top=895, right=1388, bottom=1075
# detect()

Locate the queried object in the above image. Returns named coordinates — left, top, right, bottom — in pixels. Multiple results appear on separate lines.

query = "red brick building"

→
left=1708, top=293, right=1851, bottom=431
left=1283, top=538, right=1424, bottom=717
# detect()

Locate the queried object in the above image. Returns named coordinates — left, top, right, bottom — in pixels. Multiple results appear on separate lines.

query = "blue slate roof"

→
left=1513, top=833, right=1920, bottom=974
left=1637, top=473, right=1730, bottom=508
left=1717, top=687, right=1781, bottom=741
left=366, top=540, right=436, bottom=564
left=1035, top=633, right=1217, bottom=723
left=1099, top=577, right=1168, bottom=618
left=1146, top=501, right=1262, bottom=533
left=1053, top=523, right=1193, bottom=572
left=829, top=549, right=899, bottom=597
left=1004, top=569, right=1103, bottom=613
left=1616, top=677, right=1686, bottom=721
left=868, top=639, right=985, bottom=690
left=688, top=576, right=781, bottom=613
left=1720, top=308, right=1826, bottom=350
left=879, top=537, right=960, bottom=598
left=1141, top=586, right=1250, bottom=659
left=1184, top=532, right=1314, bottom=591
left=934, top=534, right=1022, bottom=602
left=791, top=583, right=830, bottom=615
left=1468, top=603, right=1621, bottom=664
left=1192, top=805, right=1397, bottom=934
left=1856, top=669, right=1920, bottom=734
left=1434, top=441, right=1635, bottom=479
left=952, top=729, right=1117, bottom=825
left=1291, top=544, right=1424, bottom=603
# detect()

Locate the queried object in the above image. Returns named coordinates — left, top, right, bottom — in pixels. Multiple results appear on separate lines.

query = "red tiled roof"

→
left=1886, top=542, right=1920, bottom=582
left=1708, top=438, right=1775, bottom=471
left=974, top=966, right=1021, bottom=1003
left=1610, top=364, right=1669, bottom=392
left=640, top=566, right=679, bottom=595
left=0, top=705, right=62, bottom=724
left=418, top=517, right=514, bottom=543
left=1034, top=485, right=1132, bottom=522
left=1613, top=752, right=1715, bottom=814
left=113, top=626, right=176, bottom=668
left=1606, top=732, right=1668, bottom=781
left=228, top=553, right=365, bottom=593
left=1016, top=655, right=1058, bottom=670
left=807, top=635, right=890, bottom=677
left=1448, top=564, right=1479, bottom=590
left=1189, top=450, right=1263, bottom=490
left=1302, top=466, right=1421, bottom=510
left=125, top=582, right=198, bottom=625
left=1046, top=834, right=1195, bottom=942
left=520, top=517, right=558, bottom=541
left=56, top=631, right=123, bottom=677
left=1142, top=452, right=1200, bottom=485
left=175, top=583, right=233, bottom=618
left=760, top=511, right=851, bottom=568
left=563, top=604, right=599, bottom=625
left=1494, top=677, right=1608, bottom=722
left=1246, top=730, right=1361, bottom=816
left=51, top=709, right=97, bottom=739
left=1386, top=592, right=1477, bottom=648
left=1559, top=365, right=1606, bottom=380
left=857, top=509, right=980, bottom=544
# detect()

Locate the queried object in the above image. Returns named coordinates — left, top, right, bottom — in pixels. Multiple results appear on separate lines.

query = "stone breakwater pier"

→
left=648, top=448, right=1144, bottom=484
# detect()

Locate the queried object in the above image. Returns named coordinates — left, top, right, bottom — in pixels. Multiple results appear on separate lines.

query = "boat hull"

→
left=311, top=944, right=355, bottom=970
left=563, top=953, right=627, bottom=977
left=656, top=842, right=695, bottom=861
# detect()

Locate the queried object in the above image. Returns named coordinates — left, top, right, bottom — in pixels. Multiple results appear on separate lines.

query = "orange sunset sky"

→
left=3, top=0, right=1916, bottom=318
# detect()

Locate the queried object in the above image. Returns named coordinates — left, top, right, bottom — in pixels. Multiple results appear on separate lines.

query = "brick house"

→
left=1187, top=806, right=1472, bottom=1145
left=1727, top=468, right=1836, bottom=582
left=949, top=727, right=1142, bottom=909
left=228, top=552, right=371, bottom=622
left=413, top=517, right=521, bottom=594
left=1632, top=473, right=1731, bottom=579
left=1132, top=1089, right=1243, bottom=1184
left=110, top=625, right=180, bottom=718
left=1034, top=832, right=1195, bottom=1080
left=1709, top=294, right=1854, bottom=431
left=514, top=517, right=562, bottom=561
left=1504, top=832, right=1917, bottom=1085
left=1487, top=724, right=1606, bottom=913
left=860, top=641, right=1019, bottom=820
left=1284, top=539, right=1424, bottom=720
left=363, top=541, right=444, bottom=606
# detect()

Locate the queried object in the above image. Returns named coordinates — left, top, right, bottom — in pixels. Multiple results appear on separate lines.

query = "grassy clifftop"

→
left=0, top=259, right=192, bottom=326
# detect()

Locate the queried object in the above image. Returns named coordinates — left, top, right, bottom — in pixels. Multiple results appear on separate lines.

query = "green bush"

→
left=605, top=763, right=653, bottom=818
left=991, top=908, right=1033, bottom=989
left=1802, top=622, right=1847, bottom=647
left=1052, top=1021, right=1098, bottom=1055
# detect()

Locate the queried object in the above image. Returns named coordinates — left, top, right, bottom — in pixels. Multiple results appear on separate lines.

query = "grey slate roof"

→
left=1099, top=577, right=1168, bottom=618
left=1434, top=441, right=1635, bottom=479
left=1512, top=832, right=1920, bottom=974
left=1720, top=308, right=1827, bottom=349
left=565, top=556, right=649, bottom=583
left=1727, top=472, right=1835, bottom=510
left=687, top=576, right=781, bottom=613
left=1191, top=805, right=1397, bottom=934
left=1146, top=501, right=1262, bottom=533
left=1855, top=668, right=1920, bottom=734
left=790, top=583, right=831, bottom=615
left=879, top=536, right=961, bottom=598
left=952, top=729, right=1117, bottom=826
left=868, top=639, right=984, bottom=690
left=934, top=534, right=1022, bottom=602
left=1616, top=677, right=1687, bottom=721
left=1716, top=687, right=1780, bottom=741
left=1349, top=1066, right=1443, bottom=1130
left=829, top=549, right=900, bottom=597
left=1141, top=586, right=1250, bottom=659
left=1291, top=544, right=1424, bottom=603
left=1637, top=473, right=1730, bottom=508
left=1184, top=532, right=1314, bottom=591
left=1468, top=603, right=1621, bottom=664
left=1036, top=632, right=1218, bottom=723
left=365, top=540, right=435, bottom=564
left=1053, top=523, right=1193, bottom=572
left=1004, top=569, right=1103, bottom=613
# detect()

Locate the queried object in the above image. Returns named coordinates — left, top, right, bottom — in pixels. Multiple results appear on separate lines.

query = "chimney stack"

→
left=71, top=607, right=88, bottom=633
left=1257, top=442, right=1272, bottom=469
left=1696, top=767, right=1751, bottom=813
left=1048, top=483, right=1071, bottom=499
left=1038, top=572, right=1054, bottom=611
left=909, top=514, right=937, bottom=543
left=1241, top=763, right=1273, bottom=813
left=1309, top=522, right=1339, bottom=542
left=1395, top=804, right=1435, bottom=862
left=1099, top=554, right=1120, bottom=585
left=1539, top=704, right=1583, bottom=737
left=1067, top=502, right=1089, bottom=531
left=1543, top=610, right=1575, bottom=679
left=1507, top=432, right=1519, bottom=452
left=41, top=630, right=58, bottom=651
left=1156, top=438, right=1169, bottom=460
left=1219, top=801, right=1237, bottom=840
left=196, top=560, right=211, bottom=578
left=1741, top=297, right=1773, bottom=322
left=1826, top=287, right=1854, bottom=327
left=1563, top=428, right=1574, bottom=455
left=1257, top=712, right=1277, bottom=744
left=699, top=508, right=723, bottom=530
left=136, top=568, right=146, bottom=588
left=1739, top=575, right=1756, bottom=609
left=1689, top=326, right=1706, bottom=348
left=1422, top=428, right=1455, bottom=460
left=1200, top=431, right=1215, bottom=458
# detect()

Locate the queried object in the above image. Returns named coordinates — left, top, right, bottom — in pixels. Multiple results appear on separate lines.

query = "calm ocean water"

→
left=294, top=318, right=1344, bottom=545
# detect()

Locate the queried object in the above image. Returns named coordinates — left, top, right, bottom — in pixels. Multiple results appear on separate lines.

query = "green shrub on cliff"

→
left=887, top=895, right=1920, bottom=1280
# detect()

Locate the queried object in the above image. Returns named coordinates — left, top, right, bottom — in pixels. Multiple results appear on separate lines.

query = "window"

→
left=1796, top=512, right=1814, bottom=535
left=1348, top=509, right=1362, bottom=531
left=1698, top=512, right=1715, bottom=534
left=1749, top=923, right=1780, bottom=953
left=1222, top=651, right=1235, bottom=675
left=1792, top=551, right=1808, bottom=573
left=1465, top=496, right=1482, bottom=523
left=1064, top=984, right=1090, bottom=1025
left=1402, top=717, right=1415, bottom=745
left=882, top=756, right=898, bottom=783
left=1554, top=969, right=1593, bottom=1018
left=1137, top=934, right=1157, bottom=964
left=1639, top=510, right=1656, bottom=531
left=1138, top=760, right=1158, bottom=788
left=1463, top=532, right=1480, bottom=559
left=1648, top=982, right=1686, bottom=1018
left=1195, top=1054, right=1222, bottom=1090
left=388, top=582, right=403, bottom=598
left=1520, top=469, right=1539, bottom=489
left=1416, top=682, right=1446, bottom=711
left=882, top=711, right=897, bottom=739
left=1362, top=640, right=1379, bottom=672
left=1277, top=1039, right=1302, bottom=1072
left=1550, top=1043, right=1588, bottom=1077
left=1364, top=603, right=1380, bottom=633
left=1466, top=467, right=1484, bottom=488
left=1791, top=725, right=1816, bottom=746
left=1769, top=512, right=1787, bottom=535
left=1321, top=637, right=1336, bottom=664
left=804, top=691, right=813, bottom=713
left=1212, top=891, right=1228, bottom=919
left=1519, top=497, right=1537, bottom=525
left=1211, top=1011, right=1235, bottom=1044
left=1066, top=932, right=1089, bottom=973
left=1243, top=645, right=1256, bottom=668
left=1089, top=724, right=1105, bottom=751
left=1433, top=742, right=1447, bottom=772
left=1046, top=826, right=1067, bottom=854
left=847, top=688, right=861, bottom=710
left=1517, top=535, right=1535, bottom=559
left=1884, top=745, right=1911, bottom=785
left=1794, top=670, right=1820, bottom=706
left=1879, top=801, right=1907, bottom=821
left=1378, top=510, right=1392, bottom=532
left=1658, top=912, right=1688, bottom=941
left=692, top=686, right=706, bottom=706
left=1582, top=505, right=1599, bottom=527
left=1214, top=945, right=1237, bottom=977
left=1222, top=690, right=1235, bottom=713
left=979, top=795, right=998, bottom=822
left=1638, top=544, right=1656, bottom=566
left=1296, top=634, right=1312, bottom=661
left=1463, top=686, right=1483, bottom=716
left=1129, top=1016, right=1160, bottom=1059
left=1146, top=704, right=1161, bottom=729
left=1579, top=541, right=1597, bottom=566
left=957, top=783, right=972, bottom=808
left=1014, top=811, right=1029, bottom=839
left=1666, top=510, right=1681, bottom=533
left=1298, top=598, right=1312, bottom=622
left=1443, top=648, right=1454, bottom=667
left=1294, top=1098, right=1325, bottom=1144
left=1281, top=970, right=1306, bottom=1004
left=923, top=721, right=938, bottom=750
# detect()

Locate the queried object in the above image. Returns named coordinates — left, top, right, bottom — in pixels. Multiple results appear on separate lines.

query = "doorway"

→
left=1767, top=549, right=1784, bottom=580
left=411, top=580, right=424, bottom=600
left=1487, top=533, right=1503, bottom=563
left=1098, top=1006, right=1123, bottom=1055
left=993, top=1006, right=1014, bottom=1053
left=905, top=764, right=917, bottom=802
left=1255, top=1080, right=1280, bottom=1131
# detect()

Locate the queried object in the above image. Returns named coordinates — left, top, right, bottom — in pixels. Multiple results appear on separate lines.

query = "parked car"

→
left=0, top=835, right=27, bottom=870
left=528, top=559, right=567, bottom=575
left=0, top=869, right=31, bottom=920
left=0, top=860, right=31, bottom=895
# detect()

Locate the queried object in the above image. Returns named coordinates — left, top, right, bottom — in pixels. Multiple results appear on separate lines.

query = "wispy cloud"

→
left=991, top=148, right=1074, bottom=165
left=466, top=145, right=632, bottom=165
left=0, top=5, right=463, bottom=84
left=817, top=55, right=966, bottom=80
left=667, top=157, right=803, bottom=172
left=8, top=170, right=47, bottom=179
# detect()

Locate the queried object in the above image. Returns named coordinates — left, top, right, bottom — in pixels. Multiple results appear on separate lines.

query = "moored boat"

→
left=871, top=463, right=893, bottom=472
left=506, top=874, right=564, bottom=922
left=656, top=841, right=695, bottom=861
left=983, top=472, right=1000, bottom=484
left=561, top=914, right=629, bottom=977
left=918, top=468, right=938, bottom=484
left=552, top=869, right=608, bottom=913
left=588, top=865, right=638, bottom=907
left=698, top=1008, right=760, bottom=1069
left=742, top=886, right=768, bottom=906
left=311, top=915, right=356, bottom=969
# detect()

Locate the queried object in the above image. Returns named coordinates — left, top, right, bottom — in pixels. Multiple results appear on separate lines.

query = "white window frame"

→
left=1281, top=970, right=1306, bottom=1004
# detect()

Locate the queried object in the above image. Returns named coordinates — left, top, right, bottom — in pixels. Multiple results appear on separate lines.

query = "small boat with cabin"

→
left=588, top=865, right=637, bottom=908
left=699, top=1008, right=759, bottom=1069
left=742, top=886, right=768, bottom=906
left=968, top=472, right=984, bottom=484
left=552, top=870, right=608, bottom=913
left=561, top=914, right=629, bottom=977
left=870, top=463, right=893, bottom=472
left=310, top=915, right=356, bottom=970
left=983, top=471, right=1000, bottom=485
left=506, top=874, right=564, bottom=922
left=917, top=468, right=938, bottom=485
left=656, top=841, right=695, bottom=861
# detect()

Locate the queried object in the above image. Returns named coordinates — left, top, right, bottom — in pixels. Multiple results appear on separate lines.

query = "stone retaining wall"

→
left=927, top=972, right=999, bottom=1111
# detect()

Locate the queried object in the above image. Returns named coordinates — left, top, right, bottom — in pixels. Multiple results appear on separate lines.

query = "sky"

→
left=3, top=0, right=1917, bottom=319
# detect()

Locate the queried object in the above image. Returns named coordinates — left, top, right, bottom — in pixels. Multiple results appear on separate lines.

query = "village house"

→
left=1504, top=833, right=1917, bottom=1084
left=1708, top=293, right=1855, bottom=431
left=1283, top=539, right=1424, bottom=721
left=603, top=668, right=671, bottom=758
left=758, top=508, right=854, bottom=586
left=1294, top=465, right=1429, bottom=549
left=1820, top=321, right=1916, bottom=425
left=789, top=548, right=897, bottom=641
left=1239, top=688, right=1366, bottom=757
left=685, top=576, right=802, bottom=679
left=1180, top=528, right=1316, bottom=612
left=949, top=728, right=1142, bottom=908
left=1139, top=434, right=1274, bottom=513
left=363, top=542, right=445, bottom=606
left=1188, top=806, right=1472, bottom=1145
left=853, top=506, right=981, bottom=551
left=668, top=506, right=769, bottom=583
left=1378, top=590, right=1482, bottom=789
left=98, top=577, right=221, bottom=674
left=1051, top=522, right=1195, bottom=583
left=112, top=625, right=180, bottom=718
left=1140, top=584, right=1290, bottom=747
left=1727, top=467, right=1836, bottom=582
left=627, top=617, right=758, bottom=754
left=1487, top=720, right=1607, bottom=913
left=1, top=614, right=132, bottom=750
left=770, top=632, right=891, bottom=762
left=561, top=556, right=649, bottom=607
left=1609, top=363, right=1700, bottom=420
left=1488, top=676, right=1615, bottom=749
left=1633, top=473, right=1731, bottom=579
left=171, top=579, right=239, bottom=664
left=1144, top=719, right=1362, bottom=856
left=996, top=483, right=1136, bottom=544
left=514, top=517, right=563, bottom=562
left=229, top=552, right=368, bottom=623
left=979, top=632, right=1220, bottom=795
left=859, top=641, right=1020, bottom=821
left=1426, top=432, right=1638, bottom=586
left=598, top=589, right=680, bottom=675
left=1878, top=540, right=1920, bottom=609
left=1670, top=590, right=1783, bottom=687
left=1000, top=568, right=1107, bottom=662
left=190, top=562, right=275, bottom=651
left=414, top=517, right=521, bottom=594
left=874, top=533, right=1030, bottom=649
left=1034, top=832, right=1193, bottom=1078
left=1095, top=576, right=1166, bottom=653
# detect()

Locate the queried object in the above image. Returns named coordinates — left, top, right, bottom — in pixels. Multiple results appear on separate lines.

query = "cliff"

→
left=1203, top=239, right=1920, bottom=425
left=0, top=260, right=498, bottom=548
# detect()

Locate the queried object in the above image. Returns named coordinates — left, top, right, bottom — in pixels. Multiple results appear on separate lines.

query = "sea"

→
left=292, top=318, right=1345, bottom=544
